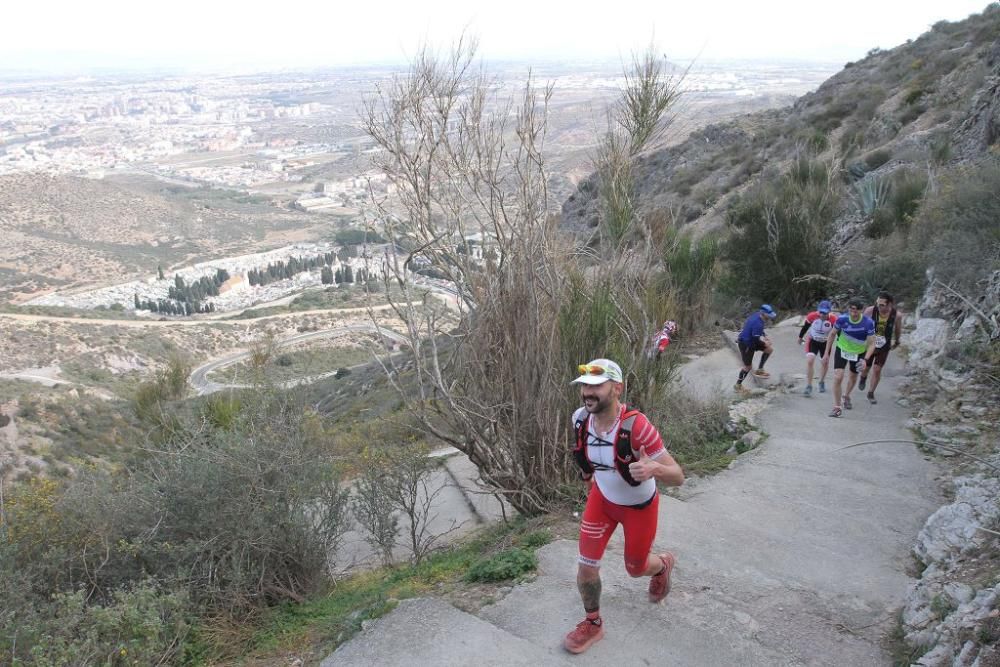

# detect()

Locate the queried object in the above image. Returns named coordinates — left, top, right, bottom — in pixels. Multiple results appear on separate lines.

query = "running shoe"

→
left=829, top=406, right=842, bottom=418
left=803, top=384, right=813, bottom=397
left=753, top=369, right=771, bottom=378
left=818, top=380, right=826, bottom=393
left=734, top=383, right=747, bottom=392
left=649, top=552, right=676, bottom=604
left=843, top=395, right=853, bottom=410
left=867, top=392, right=877, bottom=404
left=858, top=375, right=867, bottom=391
left=564, top=618, right=605, bottom=654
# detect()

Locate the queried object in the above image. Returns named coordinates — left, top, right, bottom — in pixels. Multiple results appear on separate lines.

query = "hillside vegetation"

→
left=565, top=4, right=1000, bottom=312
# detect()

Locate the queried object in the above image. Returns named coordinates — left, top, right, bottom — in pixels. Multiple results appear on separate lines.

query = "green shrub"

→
left=516, top=529, right=553, bottom=549
left=723, top=164, right=839, bottom=306
left=654, top=227, right=720, bottom=332
left=201, top=393, right=242, bottom=430
left=898, top=103, right=926, bottom=126
left=1, top=583, right=192, bottom=666
left=789, top=156, right=829, bottom=187
left=911, top=160, right=1000, bottom=293
left=839, top=123, right=866, bottom=154
left=0, top=387, right=353, bottom=657
left=795, top=128, right=829, bottom=154
left=903, top=87, right=926, bottom=106
left=133, top=355, right=192, bottom=428
left=837, top=240, right=927, bottom=306
left=465, top=547, right=537, bottom=582
left=930, top=134, right=952, bottom=164
left=864, top=149, right=892, bottom=171
left=655, top=389, right=734, bottom=475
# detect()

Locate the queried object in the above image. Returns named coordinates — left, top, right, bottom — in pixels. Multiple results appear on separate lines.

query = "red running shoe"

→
left=649, top=552, right=676, bottom=603
left=564, top=617, right=605, bottom=654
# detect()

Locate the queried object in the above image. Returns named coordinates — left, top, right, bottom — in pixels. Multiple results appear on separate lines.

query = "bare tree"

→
left=362, top=39, right=575, bottom=516
left=385, top=446, right=459, bottom=565
left=352, top=451, right=400, bottom=567
left=361, top=39, right=687, bottom=516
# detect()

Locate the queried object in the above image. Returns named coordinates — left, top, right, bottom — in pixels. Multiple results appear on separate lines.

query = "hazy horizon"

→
left=2, top=0, right=992, bottom=75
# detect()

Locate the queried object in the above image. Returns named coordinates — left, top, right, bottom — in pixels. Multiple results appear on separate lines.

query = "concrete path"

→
left=325, top=318, right=942, bottom=666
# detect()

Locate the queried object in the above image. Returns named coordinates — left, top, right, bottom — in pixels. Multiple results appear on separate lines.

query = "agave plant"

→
left=853, top=174, right=891, bottom=218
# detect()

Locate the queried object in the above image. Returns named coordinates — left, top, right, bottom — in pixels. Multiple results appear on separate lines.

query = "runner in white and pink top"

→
left=797, top=299, right=837, bottom=396
left=562, top=358, right=685, bottom=656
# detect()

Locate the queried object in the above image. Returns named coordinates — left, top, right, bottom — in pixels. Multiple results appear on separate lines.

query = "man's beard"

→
left=582, top=393, right=611, bottom=414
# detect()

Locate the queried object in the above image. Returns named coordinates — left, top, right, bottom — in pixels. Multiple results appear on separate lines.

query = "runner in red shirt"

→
left=563, top=358, right=685, bottom=655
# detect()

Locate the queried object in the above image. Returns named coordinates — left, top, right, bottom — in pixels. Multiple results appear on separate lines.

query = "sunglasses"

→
left=578, top=364, right=610, bottom=376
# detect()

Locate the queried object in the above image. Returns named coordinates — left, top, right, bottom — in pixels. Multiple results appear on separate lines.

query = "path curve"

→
left=188, top=323, right=407, bottom=395
left=0, top=302, right=404, bottom=328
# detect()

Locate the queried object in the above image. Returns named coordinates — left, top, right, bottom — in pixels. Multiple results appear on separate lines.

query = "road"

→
left=0, top=302, right=402, bottom=328
left=188, top=323, right=407, bottom=395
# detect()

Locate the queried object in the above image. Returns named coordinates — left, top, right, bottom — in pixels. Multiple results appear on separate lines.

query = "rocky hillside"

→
left=563, top=4, right=1000, bottom=242
left=565, top=6, right=1000, bottom=665
left=889, top=270, right=1000, bottom=666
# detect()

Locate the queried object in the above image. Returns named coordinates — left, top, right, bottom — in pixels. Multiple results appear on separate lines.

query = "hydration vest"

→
left=573, top=408, right=642, bottom=486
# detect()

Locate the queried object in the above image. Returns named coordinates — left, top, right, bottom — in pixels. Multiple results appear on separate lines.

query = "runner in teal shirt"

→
left=824, top=299, right=875, bottom=418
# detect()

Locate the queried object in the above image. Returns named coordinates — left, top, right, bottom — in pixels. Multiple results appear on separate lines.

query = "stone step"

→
left=322, top=597, right=573, bottom=666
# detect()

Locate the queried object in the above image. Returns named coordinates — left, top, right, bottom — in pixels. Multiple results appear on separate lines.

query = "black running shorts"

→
left=738, top=339, right=764, bottom=366
left=833, top=347, right=862, bottom=373
left=807, top=339, right=827, bottom=357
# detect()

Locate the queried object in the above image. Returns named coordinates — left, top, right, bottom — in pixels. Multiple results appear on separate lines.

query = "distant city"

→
left=0, top=59, right=838, bottom=188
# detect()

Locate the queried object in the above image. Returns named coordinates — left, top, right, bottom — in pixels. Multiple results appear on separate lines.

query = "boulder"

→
left=908, top=318, right=951, bottom=369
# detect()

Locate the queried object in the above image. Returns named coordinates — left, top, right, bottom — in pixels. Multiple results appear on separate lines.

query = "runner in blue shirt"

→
left=735, top=304, right=776, bottom=391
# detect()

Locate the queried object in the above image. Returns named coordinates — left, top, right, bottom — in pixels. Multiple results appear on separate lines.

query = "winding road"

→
left=0, top=303, right=402, bottom=328
left=188, top=323, right=407, bottom=395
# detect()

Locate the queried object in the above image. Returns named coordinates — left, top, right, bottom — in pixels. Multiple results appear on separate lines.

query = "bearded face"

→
left=580, top=380, right=621, bottom=415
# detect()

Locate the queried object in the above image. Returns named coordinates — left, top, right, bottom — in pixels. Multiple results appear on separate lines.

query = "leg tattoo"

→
left=579, top=578, right=602, bottom=614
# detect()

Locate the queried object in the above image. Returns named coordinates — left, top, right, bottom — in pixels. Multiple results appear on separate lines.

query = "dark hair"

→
left=877, top=291, right=894, bottom=304
left=848, top=298, right=864, bottom=309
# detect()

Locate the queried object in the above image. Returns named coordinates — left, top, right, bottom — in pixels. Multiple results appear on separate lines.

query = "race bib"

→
left=875, top=335, right=887, bottom=348
left=841, top=351, right=858, bottom=362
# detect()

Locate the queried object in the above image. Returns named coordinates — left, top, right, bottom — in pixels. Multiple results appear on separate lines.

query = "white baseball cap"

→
left=571, top=358, right=624, bottom=385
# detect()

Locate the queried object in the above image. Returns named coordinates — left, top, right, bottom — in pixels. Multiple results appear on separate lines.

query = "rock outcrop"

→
left=898, top=276, right=1000, bottom=665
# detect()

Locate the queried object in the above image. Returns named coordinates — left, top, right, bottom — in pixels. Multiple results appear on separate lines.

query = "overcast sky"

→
left=3, top=0, right=993, bottom=72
